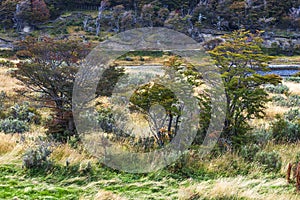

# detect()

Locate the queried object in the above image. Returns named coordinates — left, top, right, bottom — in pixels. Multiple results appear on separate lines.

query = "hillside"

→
left=1, top=1, right=300, bottom=200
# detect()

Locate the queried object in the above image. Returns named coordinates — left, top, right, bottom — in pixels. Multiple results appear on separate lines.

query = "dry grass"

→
left=272, top=56, right=300, bottom=65
left=264, top=102, right=289, bottom=120
left=0, top=68, right=24, bottom=94
left=283, top=81, right=300, bottom=95
left=179, top=176, right=300, bottom=200
left=264, top=142, right=300, bottom=175
left=0, top=132, right=24, bottom=165
left=0, top=132, right=18, bottom=155
left=51, top=144, right=97, bottom=166
left=90, top=190, right=127, bottom=200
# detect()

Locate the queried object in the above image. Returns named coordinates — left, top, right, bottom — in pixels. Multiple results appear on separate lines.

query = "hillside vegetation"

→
left=0, top=1, right=300, bottom=200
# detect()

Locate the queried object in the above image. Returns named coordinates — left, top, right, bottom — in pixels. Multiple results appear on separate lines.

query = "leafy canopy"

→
left=208, top=30, right=282, bottom=147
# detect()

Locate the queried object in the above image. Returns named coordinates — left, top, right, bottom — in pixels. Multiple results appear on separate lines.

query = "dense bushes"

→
left=271, top=115, right=300, bottom=143
left=254, top=151, right=282, bottom=173
left=240, top=144, right=261, bottom=162
left=8, top=102, right=41, bottom=124
left=0, top=101, right=41, bottom=134
left=265, top=84, right=289, bottom=94
left=0, top=118, right=29, bottom=133
left=272, top=94, right=300, bottom=107
left=285, top=77, right=300, bottom=83
left=23, top=144, right=52, bottom=169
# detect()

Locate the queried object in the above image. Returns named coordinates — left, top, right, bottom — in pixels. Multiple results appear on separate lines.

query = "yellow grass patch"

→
left=0, top=133, right=25, bottom=165
left=51, top=144, right=96, bottom=165
left=0, top=68, right=24, bottom=94
left=179, top=176, right=300, bottom=200
left=283, top=81, right=300, bottom=95
left=0, top=132, right=18, bottom=155
left=90, top=190, right=127, bottom=200
left=264, top=102, right=289, bottom=119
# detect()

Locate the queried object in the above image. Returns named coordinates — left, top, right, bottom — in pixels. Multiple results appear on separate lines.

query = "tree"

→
left=129, top=82, right=181, bottom=147
left=0, top=0, right=21, bottom=30
left=95, top=0, right=108, bottom=36
left=208, top=30, right=282, bottom=148
left=111, top=5, right=125, bottom=32
left=31, top=0, right=50, bottom=23
left=14, top=0, right=50, bottom=29
left=14, top=37, right=91, bottom=142
left=128, top=56, right=203, bottom=148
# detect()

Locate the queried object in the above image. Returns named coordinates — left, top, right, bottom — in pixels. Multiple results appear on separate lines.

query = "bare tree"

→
left=95, top=0, right=108, bottom=36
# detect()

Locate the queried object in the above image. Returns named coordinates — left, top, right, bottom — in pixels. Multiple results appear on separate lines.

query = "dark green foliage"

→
left=97, top=106, right=114, bottom=132
left=0, top=118, right=29, bottom=133
left=271, top=115, right=300, bottom=143
left=95, top=66, right=125, bottom=97
left=240, top=144, right=261, bottom=162
left=0, top=91, right=7, bottom=119
left=208, top=30, right=281, bottom=148
left=22, top=144, right=52, bottom=169
left=0, top=50, right=15, bottom=59
left=130, top=82, right=178, bottom=113
left=254, top=151, right=282, bottom=173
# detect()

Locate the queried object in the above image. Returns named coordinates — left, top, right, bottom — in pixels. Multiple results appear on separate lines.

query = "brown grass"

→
left=264, top=102, right=289, bottom=120
left=50, top=144, right=97, bottom=166
left=179, top=176, right=300, bottom=200
left=0, top=132, right=25, bottom=165
left=0, top=68, right=24, bottom=94
left=283, top=81, right=300, bottom=95
left=0, top=132, right=18, bottom=155
left=272, top=56, right=300, bottom=65
left=91, top=190, right=127, bottom=200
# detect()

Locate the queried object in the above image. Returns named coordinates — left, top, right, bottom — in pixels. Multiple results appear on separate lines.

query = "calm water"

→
left=256, top=65, right=300, bottom=77
left=123, top=65, right=300, bottom=77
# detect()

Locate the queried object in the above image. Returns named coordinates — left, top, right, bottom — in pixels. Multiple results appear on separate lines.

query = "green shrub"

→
left=284, top=108, right=300, bottom=121
left=0, top=60, right=14, bottom=68
left=295, top=152, right=300, bottom=163
left=265, top=84, right=289, bottom=94
left=8, top=102, right=41, bottom=124
left=0, top=119, right=29, bottom=133
left=288, top=94, right=300, bottom=107
left=271, top=116, right=300, bottom=143
left=254, top=151, right=282, bottom=173
left=251, top=128, right=272, bottom=146
left=271, top=95, right=286, bottom=106
left=272, top=94, right=300, bottom=107
left=23, top=144, right=52, bottom=169
left=292, top=72, right=300, bottom=77
left=285, top=77, right=300, bottom=83
left=0, top=91, right=7, bottom=119
left=240, top=144, right=261, bottom=162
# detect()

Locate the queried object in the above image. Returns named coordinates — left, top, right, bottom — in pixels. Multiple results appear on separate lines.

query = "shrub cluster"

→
left=254, top=151, right=282, bottom=173
left=240, top=144, right=261, bottom=162
left=22, top=144, right=52, bottom=169
left=0, top=119, right=29, bottom=134
left=0, top=102, right=41, bottom=134
left=271, top=115, right=300, bottom=143
left=265, top=84, right=289, bottom=94
left=272, top=94, right=300, bottom=107
left=285, top=77, right=300, bottom=83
